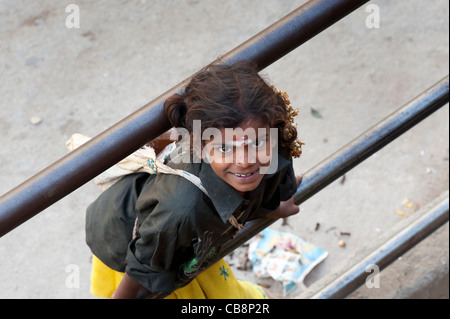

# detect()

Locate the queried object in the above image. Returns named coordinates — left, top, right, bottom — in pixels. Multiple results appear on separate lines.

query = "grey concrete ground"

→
left=0, top=0, right=448, bottom=299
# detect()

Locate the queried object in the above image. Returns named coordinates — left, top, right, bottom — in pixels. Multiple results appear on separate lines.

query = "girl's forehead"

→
left=220, top=126, right=269, bottom=137
left=229, top=136, right=254, bottom=146
left=222, top=118, right=269, bottom=132
left=220, top=127, right=270, bottom=145
left=201, top=117, right=272, bottom=145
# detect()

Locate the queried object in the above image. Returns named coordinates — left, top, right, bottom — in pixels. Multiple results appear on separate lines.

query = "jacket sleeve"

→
left=125, top=229, right=179, bottom=296
left=251, top=158, right=297, bottom=220
left=124, top=183, right=196, bottom=295
left=85, top=173, right=150, bottom=272
left=278, top=160, right=297, bottom=202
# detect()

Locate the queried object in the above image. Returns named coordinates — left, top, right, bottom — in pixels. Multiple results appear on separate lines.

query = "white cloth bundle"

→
left=66, top=133, right=208, bottom=195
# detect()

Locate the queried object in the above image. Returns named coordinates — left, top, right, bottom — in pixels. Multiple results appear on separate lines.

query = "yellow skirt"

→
left=90, top=255, right=267, bottom=299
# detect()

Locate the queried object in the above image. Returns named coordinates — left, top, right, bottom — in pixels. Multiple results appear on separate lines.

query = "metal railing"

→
left=0, top=0, right=370, bottom=237
left=0, top=0, right=448, bottom=298
left=309, top=192, right=449, bottom=299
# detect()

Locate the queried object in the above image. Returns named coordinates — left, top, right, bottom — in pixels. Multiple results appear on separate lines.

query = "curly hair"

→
left=163, top=60, right=302, bottom=158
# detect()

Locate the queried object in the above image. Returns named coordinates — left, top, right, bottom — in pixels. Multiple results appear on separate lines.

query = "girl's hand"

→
left=268, top=174, right=302, bottom=219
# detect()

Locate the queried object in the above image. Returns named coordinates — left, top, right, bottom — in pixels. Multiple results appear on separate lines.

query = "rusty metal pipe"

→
left=310, top=193, right=449, bottom=299
left=0, top=0, right=369, bottom=237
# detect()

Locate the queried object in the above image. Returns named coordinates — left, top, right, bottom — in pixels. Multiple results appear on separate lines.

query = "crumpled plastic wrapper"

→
left=248, top=228, right=328, bottom=295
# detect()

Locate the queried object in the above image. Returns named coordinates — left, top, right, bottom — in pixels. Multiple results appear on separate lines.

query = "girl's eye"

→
left=217, top=145, right=232, bottom=153
left=252, top=139, right=266, bottom=148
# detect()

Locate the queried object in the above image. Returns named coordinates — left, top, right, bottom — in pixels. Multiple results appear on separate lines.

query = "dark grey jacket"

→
left=86, top=146, right=296, bottom=295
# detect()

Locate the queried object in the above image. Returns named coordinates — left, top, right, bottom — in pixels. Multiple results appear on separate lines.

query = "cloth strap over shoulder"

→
left=66, top=133, right=208, bottom=196
left=67, top=133, right=242, bottom=231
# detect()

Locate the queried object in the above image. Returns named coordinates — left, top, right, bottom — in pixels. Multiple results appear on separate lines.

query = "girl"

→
left=86, top=60, right=303, bottom=299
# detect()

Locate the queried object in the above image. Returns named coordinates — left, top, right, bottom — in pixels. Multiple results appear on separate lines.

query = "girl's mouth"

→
left=229, top=169, right=260, bottom=182
left=233, top=172, right=254, bottom=177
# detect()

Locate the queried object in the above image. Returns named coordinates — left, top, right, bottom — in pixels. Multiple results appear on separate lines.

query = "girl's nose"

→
left=234, top=147, right=247, bottom=165
left=234, top=147, right=256, bottom=166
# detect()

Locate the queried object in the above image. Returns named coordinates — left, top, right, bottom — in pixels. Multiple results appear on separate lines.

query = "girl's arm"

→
left=267, top=174, right=302, bottom=219
left=112, top=273, right=152, bottom=299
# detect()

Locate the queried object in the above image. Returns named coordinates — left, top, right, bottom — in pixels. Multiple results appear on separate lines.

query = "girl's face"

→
left=202, top=118, right=274, bottom=196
